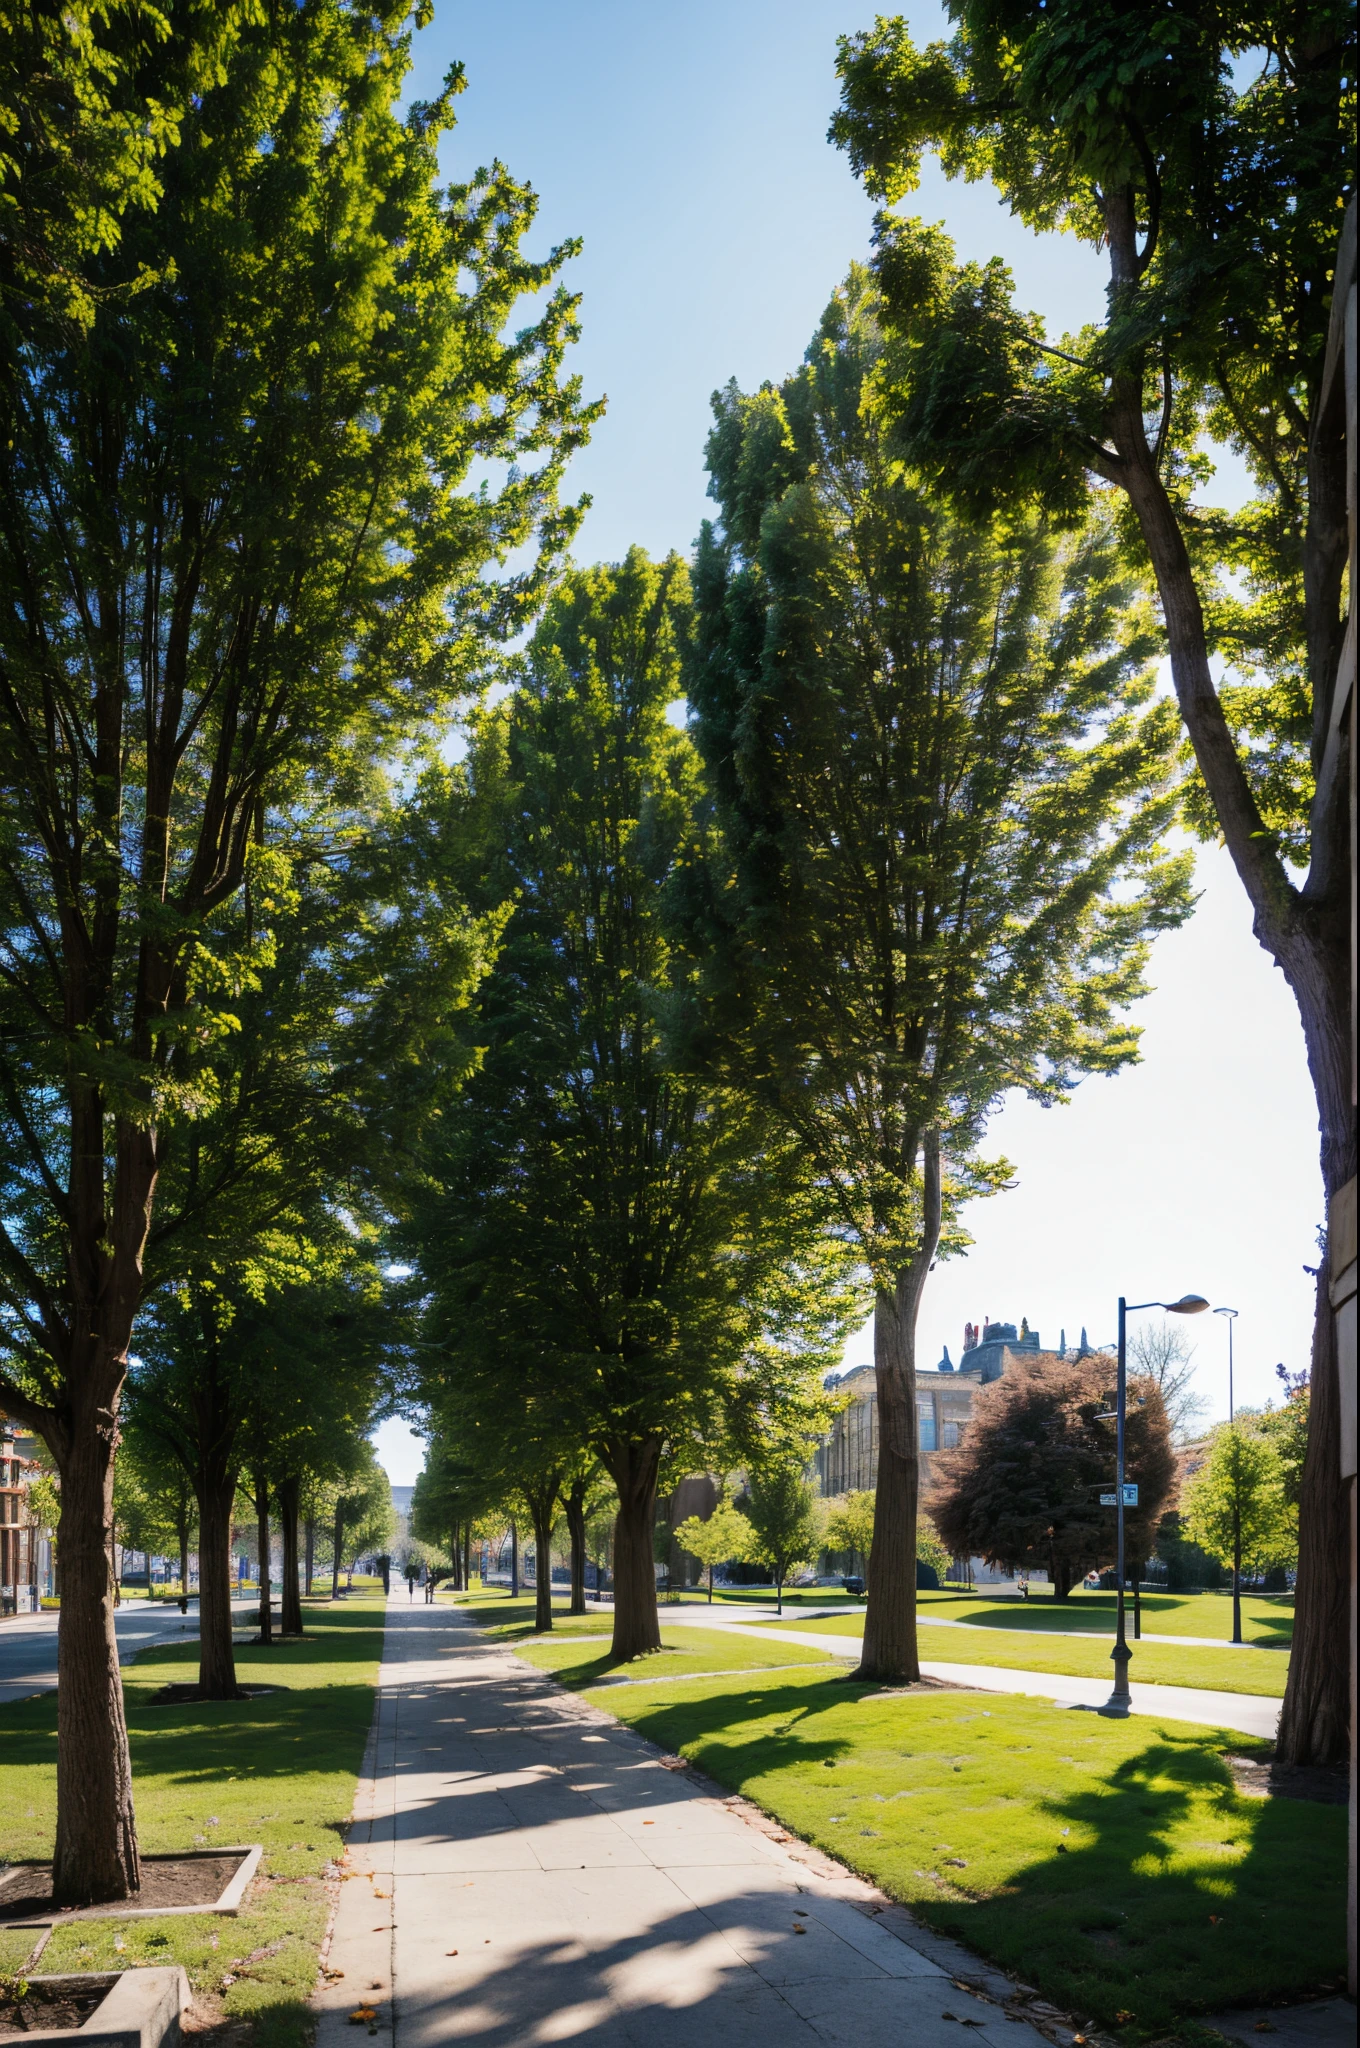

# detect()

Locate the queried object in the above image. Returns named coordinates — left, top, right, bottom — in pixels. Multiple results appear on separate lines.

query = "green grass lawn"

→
left=511, top=1623, right=835, bottom=1688
left=906, top=1587, right=1294, bottom=1646
left=558, top=1660, right=1343, bottom=2036
left=0, top=1595, right=384, bottom=2048
left=776, top=1613, right=1288, bottom=1698
left=450, top=1589, right=837, bottom=1685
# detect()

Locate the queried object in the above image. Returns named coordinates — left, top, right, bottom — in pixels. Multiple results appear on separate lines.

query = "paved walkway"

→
left=314, top=1597, right=1054, bottom=2048
left=585, top=1604, right=1282, bottom=1741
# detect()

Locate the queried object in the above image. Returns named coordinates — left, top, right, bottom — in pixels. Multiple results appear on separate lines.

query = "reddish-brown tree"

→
left=929, top=1356, right=1176, bottom=1599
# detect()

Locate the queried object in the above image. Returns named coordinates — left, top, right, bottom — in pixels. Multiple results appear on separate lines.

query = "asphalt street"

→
left=0, top=1598, right=226, bottom=1704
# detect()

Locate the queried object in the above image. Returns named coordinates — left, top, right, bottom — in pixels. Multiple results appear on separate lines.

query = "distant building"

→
left=813, top=1317, right=1098, bottom=1496
left=1, top=1417, right=48, bottom=1615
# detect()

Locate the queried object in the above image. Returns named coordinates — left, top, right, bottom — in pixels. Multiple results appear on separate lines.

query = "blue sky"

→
left=371, top=1, right=1319, bottom=1485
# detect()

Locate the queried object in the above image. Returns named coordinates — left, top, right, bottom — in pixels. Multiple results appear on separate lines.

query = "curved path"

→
left=586, top=1603, right=1281, bottom=1741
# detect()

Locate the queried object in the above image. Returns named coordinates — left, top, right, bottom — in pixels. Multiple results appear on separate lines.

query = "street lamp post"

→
left=1215, top=1306, right=1242, bottom=1644
left=1103, top=1292, right=1209, bottom=1714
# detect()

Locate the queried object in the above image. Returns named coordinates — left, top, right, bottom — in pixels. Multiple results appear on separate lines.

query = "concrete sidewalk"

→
left=593, top=1605, right=1281, bottom=1741
left=314, top=1597, right=1054, bottom=2048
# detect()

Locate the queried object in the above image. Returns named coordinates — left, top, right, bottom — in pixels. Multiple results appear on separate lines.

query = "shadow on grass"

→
left=605, top=1675, right=1344, bottom=2035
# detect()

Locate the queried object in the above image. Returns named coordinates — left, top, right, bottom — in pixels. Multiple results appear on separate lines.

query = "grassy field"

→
left=453, top=1588, right=834, bottom=1682
left=774, top=1613, right=1288, bottom=1698
left=0, top=1595, right=383, bottom=2048
left=513, top=1623, right=835, bottom=1687
left=766, top=1586, right=1295, bottom=1645
left=510, top=1583, right=1295, bottom=1645
left=908, top=1588, right=1294, bottom=1646
left=546, top=1657, right=1343, bottom=2036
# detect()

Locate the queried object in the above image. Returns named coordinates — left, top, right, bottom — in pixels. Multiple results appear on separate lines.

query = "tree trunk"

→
left=254, top=1473, right=272, bottom=1644
left=304, top=1515, right=315, bottom=1597
left=196, top=1465, right=244, bottom=1701
left=463, top=1524, right=471, bottom=1590
left=278, top=1476, right=303, bottom=1635
left=51, top=1409, right=140, bottom=1905
left=527, top=1488, right=557, bottom=1633
left=509, top=1520, right=519, bottom=1597
left=857, top=1286, right=921, bottom=1682
left=1102, top=295, right=1355, bottom=1760
left=603, top=1437, right=663, bottom=1660
left=178, top=1514, right=190, bottom=1616
left=1278, top=1264, right=1351, bottom=1762
left=856, top=1136, right=941, bottom=1685
left=564, top=1481, right=589, bottom=1615
left=331, top=1505, right=345, bottom=1599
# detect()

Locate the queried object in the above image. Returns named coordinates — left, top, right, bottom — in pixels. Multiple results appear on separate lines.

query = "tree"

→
left=683, top=272, right=1190, bottom=1682
left=674, top=1501, right=758, bottom=1601
left=740, top=1463, right=823, bottom=1614
left=332, top=1452, right=394, bottom=1589
left=411, top=1430, right=500, bottom=1594
left=823, top=1489, right=956, bottom=1583
left=410, top=552, right=861, bottom=1663
left=1128, top=1320, right=1206, bottom=1443
left=0, top=1, right=594, bottom=1901
left=930, top=1355, right=1177, bottom=1598
left=831, top=6, right=1354, bottom=1763
left=1260, top=1369, right=1311, bottom=1559
left=128, top=1240, right=399, bottom=1684
left=115, top=1423, right=196, bottom=1611
left=823, top=1491, right=877, bottom=1576
left=1182, top=1423, right=1291, bottom=1604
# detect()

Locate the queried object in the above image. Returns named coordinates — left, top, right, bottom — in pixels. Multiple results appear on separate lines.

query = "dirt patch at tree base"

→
left=143, top=1682, right=285, bottom=1706
left=0, top=1854, right=247, bottom=1923
left=1223, top=1752, right=1348, bottom=1804
left=0, top=1979, right=113, bottom=2035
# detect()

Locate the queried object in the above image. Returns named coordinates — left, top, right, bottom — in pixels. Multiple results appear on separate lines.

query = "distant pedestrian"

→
left=407, top=1570, right=417, bottom=1601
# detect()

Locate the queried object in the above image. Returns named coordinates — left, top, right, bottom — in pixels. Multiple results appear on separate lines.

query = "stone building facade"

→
left=0, top=1417, right=44, bottom=1615
left=813, top=1318, right=1097, bottom=1498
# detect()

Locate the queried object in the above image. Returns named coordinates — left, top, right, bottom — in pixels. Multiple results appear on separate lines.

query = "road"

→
left=0, top=1599, right=238, bottom=1705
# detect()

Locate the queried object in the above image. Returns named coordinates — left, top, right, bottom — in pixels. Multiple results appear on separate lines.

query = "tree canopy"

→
left=0, top=0, right=593, bottom=1903
left=682, top=268, right=1190, bottom=1679
left=408, top=550, right=861, bottom=1660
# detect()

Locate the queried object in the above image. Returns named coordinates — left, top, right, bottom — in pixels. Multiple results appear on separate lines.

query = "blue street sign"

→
left=1122, top=1483, right=1138, bottom=1505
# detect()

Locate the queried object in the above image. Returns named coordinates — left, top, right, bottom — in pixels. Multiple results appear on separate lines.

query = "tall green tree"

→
left=1182, top=1422, right=1291, bottom=1600
left=128, top=1236, right=399, bottom=1682
left=674, top=1501, right=758, bottom=1602
left=0, top=1, right=592, bottom=1901
left=683, top=273, right=1190, bottom=1681
left=411, top=551, right=862, bottom=1661
left=831, top=5, right=1354, bottom=1759
left=739, top=1460, right=823, bottom=1614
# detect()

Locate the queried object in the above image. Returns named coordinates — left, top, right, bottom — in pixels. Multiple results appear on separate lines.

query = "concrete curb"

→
left=0, top=1848, right=262, bottom=1928
left=5, top=1967, right=190, bottom=2048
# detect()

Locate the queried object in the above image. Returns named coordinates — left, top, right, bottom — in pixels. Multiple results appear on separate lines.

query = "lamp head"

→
left=1214, top=1305, right=1238, bottom=1319
left=1165, top=1295, right=1209, bottom=1315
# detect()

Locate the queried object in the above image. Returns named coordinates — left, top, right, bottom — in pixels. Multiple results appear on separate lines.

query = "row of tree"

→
left=0, top=0, right=594, bottom=1905
left=0, top=0, right=1348, bottom=1913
